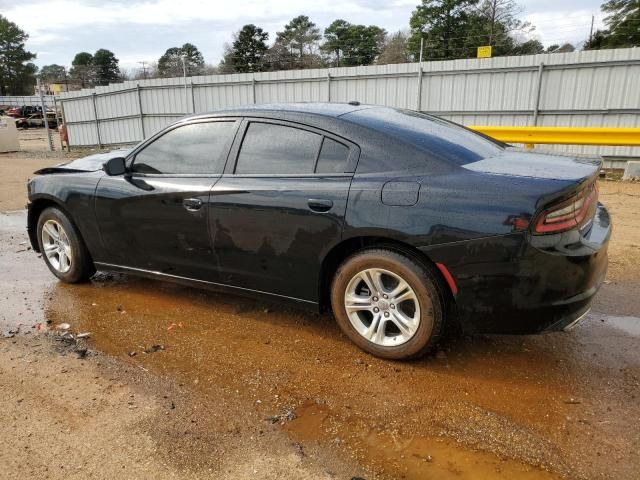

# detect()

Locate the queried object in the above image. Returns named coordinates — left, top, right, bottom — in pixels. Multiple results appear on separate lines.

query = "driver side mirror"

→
left=103, top=157, right=127, bottom=176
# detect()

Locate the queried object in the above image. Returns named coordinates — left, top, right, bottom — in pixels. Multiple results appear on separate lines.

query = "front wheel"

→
left=37, top=207, right=95, bottom=283
left=331, top=249, right=446, bottom=360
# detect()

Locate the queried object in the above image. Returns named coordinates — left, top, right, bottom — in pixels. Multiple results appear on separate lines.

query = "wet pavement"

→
left=1, top=210, right=639, bottom=479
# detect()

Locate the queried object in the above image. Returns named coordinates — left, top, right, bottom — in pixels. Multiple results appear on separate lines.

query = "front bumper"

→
left=548, top=306, right=591, bottom=332
left=420, top=203, right=611, bottom=335
left=26, top=201, right=41, bottom=253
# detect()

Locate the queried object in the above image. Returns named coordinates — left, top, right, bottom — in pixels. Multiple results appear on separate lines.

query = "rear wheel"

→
left=331, top=249, right=445, bottom=360
left=37, top=207, right=95, bottom=283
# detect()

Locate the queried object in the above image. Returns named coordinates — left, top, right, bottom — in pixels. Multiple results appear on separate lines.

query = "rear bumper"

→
left=420, top=203, right=610, bottom=335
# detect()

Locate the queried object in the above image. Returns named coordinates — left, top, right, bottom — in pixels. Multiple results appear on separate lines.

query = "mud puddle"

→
left=286, top=401, right=559, bottom=480
left=42, top=272, right=640, bottom=479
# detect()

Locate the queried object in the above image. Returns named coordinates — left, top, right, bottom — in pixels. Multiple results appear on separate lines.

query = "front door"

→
left=94, top=119, right=239, bottom=280
left=208, top=120, right=358, bottom=303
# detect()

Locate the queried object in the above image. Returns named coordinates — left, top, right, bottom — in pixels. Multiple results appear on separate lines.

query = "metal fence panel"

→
left=63, top=96, right=94, bottom=122
left=99, top=117, right=142, bottom=145
left=67, top=122, right=98, bottom=147
left=97, top=90, right=139, bottom=118
left=55, top=47, right=640, bottom=157
left=0, top=95, right=56, bottom=108
left=143, top=115, right=184, bottom=137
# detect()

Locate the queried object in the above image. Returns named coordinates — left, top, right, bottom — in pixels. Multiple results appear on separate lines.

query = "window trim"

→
left=225, top=117, right=360, bottom=177
left=125, top=117, right=241, bottom=177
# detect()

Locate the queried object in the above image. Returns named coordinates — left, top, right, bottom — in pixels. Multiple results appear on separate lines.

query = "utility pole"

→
left=589, top=15, right=595, bottom=44
left=181, top=55, right=189, bottom=114
left=36, top=77, right=53, bottom=152
left=416, top=37, right=424, bottom=112
left=138, top=61, right=148, bottom=79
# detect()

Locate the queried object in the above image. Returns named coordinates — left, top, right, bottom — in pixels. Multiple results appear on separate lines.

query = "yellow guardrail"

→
left=469, top=126, right=640, bottom=147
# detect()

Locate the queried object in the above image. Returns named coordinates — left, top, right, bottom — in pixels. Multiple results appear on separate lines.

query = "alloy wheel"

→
left=41, top=219, right=72, bottom=273
left=344, top=268, right=422, bottom=346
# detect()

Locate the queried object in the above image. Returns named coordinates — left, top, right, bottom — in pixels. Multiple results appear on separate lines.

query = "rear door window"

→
left=235, top=122, right=322, bottom=174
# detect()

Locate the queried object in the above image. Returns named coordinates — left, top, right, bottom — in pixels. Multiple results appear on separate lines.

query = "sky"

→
left=1, top=0, right=606, bottom=72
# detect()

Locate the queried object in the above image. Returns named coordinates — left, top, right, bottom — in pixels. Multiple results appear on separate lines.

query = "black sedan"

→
left=26, top=103, right=610, bottom=359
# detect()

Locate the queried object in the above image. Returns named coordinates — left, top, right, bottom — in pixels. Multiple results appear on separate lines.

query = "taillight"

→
left=534, top=183, right=597, bottom=234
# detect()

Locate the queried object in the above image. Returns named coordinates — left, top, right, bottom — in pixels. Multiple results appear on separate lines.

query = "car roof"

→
left=191, top=102, right=381, bottom=120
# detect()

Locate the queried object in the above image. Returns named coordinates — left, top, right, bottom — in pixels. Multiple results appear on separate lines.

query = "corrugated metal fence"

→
left=51, top=48, right=640, bottom=157
left=0, top=95, right=57, bottom=108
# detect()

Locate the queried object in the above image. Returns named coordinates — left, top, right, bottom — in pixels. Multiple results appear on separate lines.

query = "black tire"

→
left=330, top=249, right=446, bottom=360
left=36, top=206, right=95, bottom=283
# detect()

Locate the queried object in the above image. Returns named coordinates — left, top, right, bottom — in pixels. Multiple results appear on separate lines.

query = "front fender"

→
left=27, top=173, right=104, bottom=260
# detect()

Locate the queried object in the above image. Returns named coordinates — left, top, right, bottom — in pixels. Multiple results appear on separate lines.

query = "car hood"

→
left=33, top=148, right=133, bottom=175
left=462, top=150, right=601, bottom=182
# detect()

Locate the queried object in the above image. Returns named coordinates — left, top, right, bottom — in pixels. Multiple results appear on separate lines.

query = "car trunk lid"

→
left=462, top=150, right=600, bottom=183
left=463, top=149, right=602, bottom=235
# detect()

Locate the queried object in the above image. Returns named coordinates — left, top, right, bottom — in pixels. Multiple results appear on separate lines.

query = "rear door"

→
left=208, top=119, right=358, bottom=303
left=94, top=118, right=239, bottom=280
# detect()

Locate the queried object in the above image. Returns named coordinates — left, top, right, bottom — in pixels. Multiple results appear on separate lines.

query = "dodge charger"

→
left=27, top=103, right=610, bottom=359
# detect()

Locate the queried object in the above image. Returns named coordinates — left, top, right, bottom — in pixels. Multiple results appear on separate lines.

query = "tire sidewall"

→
left=37, top=207, right=91, bottom=283
left=331, top=250, right=444, bottom=360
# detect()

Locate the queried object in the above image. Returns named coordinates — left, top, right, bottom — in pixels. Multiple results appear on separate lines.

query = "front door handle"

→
left=308, top=198, right=333, bottom=213
left=183, top=198, right=203, bottom=211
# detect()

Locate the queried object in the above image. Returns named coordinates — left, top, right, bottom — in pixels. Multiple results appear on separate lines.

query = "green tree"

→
left=92, top=49, right=120, bottom=86
left=601, top=0, right=640, bottom=47
left=220, top=24, right=269, bottom=73
left=322, top=20, right=351, bottom=65
left=469, top=0, right=532, bottom=46
left=584, top=29, right=609, bottom=49
left=277, top=15, right=321, bottom=59
left=409, top=0, right=478, bottom=60
left=510, top=38, right=544, bottom=55
left=70, top=52, right=94, bottom=87
left=0, top=15, right=37, bottom=95
left=555, top=42, right=576, bottom=53
left=409, top=0, right=543, bottom=59
left=377, top=31, right=412, bottom=64
left=157, top=43, right=205, bottom=77
left=322, top=21, right=386, bottom=66
left=343, top=25, right=386, bottom=66
left=261, top=42, right=297, bottom=71
left=40, top=64, right=66, bottom=83
left=461, top=12, right=515, bottom=56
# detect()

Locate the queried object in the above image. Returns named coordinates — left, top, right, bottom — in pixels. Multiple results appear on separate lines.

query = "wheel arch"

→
left=28, top=196, right=89, bottom=259
left=318, top=236, right=456, bottom=314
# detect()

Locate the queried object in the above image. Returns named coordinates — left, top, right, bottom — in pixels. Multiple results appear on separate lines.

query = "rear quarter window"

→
left=315, top=137, right=350, bottom=173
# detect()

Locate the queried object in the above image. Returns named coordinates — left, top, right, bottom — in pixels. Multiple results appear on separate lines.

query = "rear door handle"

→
left=308, top=198, right=333, bottom=213
left=183, top=198, right=203, bottom=211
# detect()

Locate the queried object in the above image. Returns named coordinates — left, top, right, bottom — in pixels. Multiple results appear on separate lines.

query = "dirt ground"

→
left=1, top=130, right=639, bottom=480
left=0, top=129, right=108, bottom=211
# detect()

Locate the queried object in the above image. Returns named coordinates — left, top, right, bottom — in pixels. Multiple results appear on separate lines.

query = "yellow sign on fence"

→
left=477, top=46, right=492, bottom=58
